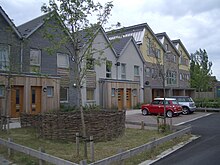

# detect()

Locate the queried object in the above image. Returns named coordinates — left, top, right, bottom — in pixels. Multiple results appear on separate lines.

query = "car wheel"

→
left=166, top=110, right=173, bottom=118
left=142, top=109, right=149, bottom=116
left=182, top=107, right=189, bottom=115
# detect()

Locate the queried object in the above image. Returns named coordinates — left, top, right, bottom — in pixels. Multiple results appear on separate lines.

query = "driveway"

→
left=126, top=109, right=211, bottom=127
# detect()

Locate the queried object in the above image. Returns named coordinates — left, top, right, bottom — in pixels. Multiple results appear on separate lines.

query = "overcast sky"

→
left=1, top=0, right=220, bottom=80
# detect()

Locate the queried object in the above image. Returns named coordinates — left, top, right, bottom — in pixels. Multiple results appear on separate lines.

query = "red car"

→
left=141, top=98, right=183, bottom=118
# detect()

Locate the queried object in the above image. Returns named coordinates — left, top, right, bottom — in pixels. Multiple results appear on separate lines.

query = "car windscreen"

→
left=177, top=97, right=193, bottom=102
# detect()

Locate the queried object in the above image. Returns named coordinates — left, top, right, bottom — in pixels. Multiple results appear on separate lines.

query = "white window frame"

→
left=134, top=65, right=140, bottom=76
left=57, top=53, right=69, bottom=68
left=0, top=44, right=10, bottom=71
left=146, top=67, right=151, bottom=77
left=121, top=63, right=126, bottom=79
left=47, top=86, right=54, bottom=97
left=106, top=60, right=112, bottom=78
left=30, top=49, right=41, bottom=66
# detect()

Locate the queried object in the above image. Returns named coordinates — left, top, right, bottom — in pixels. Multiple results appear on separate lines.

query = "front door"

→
left=126, top=89, right=131, bottom=109
left=118, top=88, right=124, bottom=110
left=11, top=86, right=24, bottom=118
left=31, top=86, right=41, bottom=115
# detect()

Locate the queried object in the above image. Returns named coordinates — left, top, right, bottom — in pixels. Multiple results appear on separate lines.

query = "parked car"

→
left=171, top=96, right=196, bottom=115
left=141, top=98, right=183, bottom=118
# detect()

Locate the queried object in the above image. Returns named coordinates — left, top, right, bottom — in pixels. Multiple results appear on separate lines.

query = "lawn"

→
left=0, top=127, right=190, bottom=165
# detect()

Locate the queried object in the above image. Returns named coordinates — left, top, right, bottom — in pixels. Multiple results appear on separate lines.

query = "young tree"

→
left=41, top=0, right=116, bottom=159
left=190, top=49, right=212, bottom=92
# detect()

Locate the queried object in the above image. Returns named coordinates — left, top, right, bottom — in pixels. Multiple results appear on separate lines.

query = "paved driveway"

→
left=126, top=109, right=211, bottom=127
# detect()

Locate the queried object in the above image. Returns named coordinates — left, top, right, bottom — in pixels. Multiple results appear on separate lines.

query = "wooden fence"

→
left=0, top=138, right=78, bottom=165
left=0, top=126, right=191, bottom=165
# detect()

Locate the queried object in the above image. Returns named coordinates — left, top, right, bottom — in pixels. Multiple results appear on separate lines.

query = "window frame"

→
left=47, top=86, right=54, bottom=97
left=60, top=87, right=69, bottom=103
left=134, top=65, right=140, bottom=76
left=0, top=44, right=10, bottom=71
left=30, top=49, right=41, bottom=66
left=106, top=60, right=112, bottom=78
left=0, top=85, right=5, bottom=97
left=57, top=53, right=69, bottom=69
left=121, top=63, right=126, bottom=79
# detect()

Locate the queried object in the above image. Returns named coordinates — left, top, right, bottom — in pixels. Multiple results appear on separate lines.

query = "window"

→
left=166, top=70, right=177, bottom=85
left=165, top=44, right=168, bottom=51
left=145, top=67, right=151, bottom=77
left=134, top=65, right=139, bottom=76
left=132, top=89, right=137, bottom=96
left=86, top=88, right=95, bottom=100
left=60, top=87, right=68, bottom=102
left=156, top=49, right=161, bottom=58
left=0, top=45, right=9, bottom=70
left=180, top=73, right=183, bottom=80
left=121, top=63, right=126, bottom=79
left=111, top=88, right=115, bottom=96
left=0, top=86, right=5, bottom=97
left=47, top=86, right=54, bottom=97
left=30, top=49, right=41, bottom=66
left=106, top=60, right=112, bottom=78
left=57, top=53, right=69, bottom=68
left=86, top=58, right=95, bottom=70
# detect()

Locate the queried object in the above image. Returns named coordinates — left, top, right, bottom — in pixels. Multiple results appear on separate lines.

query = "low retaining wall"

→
left=20, top=110, right=125, bottom=142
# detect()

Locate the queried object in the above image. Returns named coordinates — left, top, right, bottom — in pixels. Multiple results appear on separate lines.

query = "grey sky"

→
left=1, top=0, right=220, bottom=79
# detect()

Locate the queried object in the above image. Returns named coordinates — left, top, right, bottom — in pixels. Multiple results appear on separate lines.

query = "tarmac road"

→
left=152, top=113, right=220, bottom=165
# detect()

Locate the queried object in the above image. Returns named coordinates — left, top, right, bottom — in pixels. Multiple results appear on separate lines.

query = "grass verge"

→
left=0, top=127, right=191, bottom=165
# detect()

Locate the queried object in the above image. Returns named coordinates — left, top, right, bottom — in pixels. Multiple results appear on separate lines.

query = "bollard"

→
left=90, top=136, right=94, bottom=162
left=141, top=121, right=144, bottom=130
left=8, top=138, right=12, bottom=157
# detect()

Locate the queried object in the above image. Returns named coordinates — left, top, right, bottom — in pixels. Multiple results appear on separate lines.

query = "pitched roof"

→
left=0, top=6, right=22, bottom=38
left=110, top=36, right=144, bottom=62
left=107, top=23, right=165, bottom=52
left=17, top=12, right=51, bottom=38
left=172, top=39, right=191, bottom=59
left=156, top=32, right=180, bottom=56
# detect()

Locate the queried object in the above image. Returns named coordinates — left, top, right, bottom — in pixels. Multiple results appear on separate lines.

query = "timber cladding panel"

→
left=86, top=71, right=96, bottom=88
left=20, top=110, right=125, bottom=142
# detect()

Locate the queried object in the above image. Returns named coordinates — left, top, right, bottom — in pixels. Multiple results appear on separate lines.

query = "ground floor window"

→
left=86, top=88, right=95, bottom=101
left=60, top=87, right=68, bottom=102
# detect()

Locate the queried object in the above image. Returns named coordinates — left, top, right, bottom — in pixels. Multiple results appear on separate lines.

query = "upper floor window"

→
left=30, top=49, right=41, bottom=66
left=86, top=58, right=95, bottom=70
left=145, top=67, right=151, bottom=77
left=106, top=60, right=112, bottom=78
left=147, top=37, right=153, bottom=55
left=134, top=65, right=139, bottom=76
left=156, top=49, right=161, bottom=59
left=57, top=53, right=69, bottom=68
left=166, top=70, right=177, bottom=85
left=121, top=63, right=126, bottom=79
left=165, top=44, right=169, bottom=51
left=0, top=45, right=9, bottom=71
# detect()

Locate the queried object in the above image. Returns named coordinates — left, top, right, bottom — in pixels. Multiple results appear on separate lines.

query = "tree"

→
left=41, top=0, right=116, bottom=159
left=190, top=49, right=212, bottom=92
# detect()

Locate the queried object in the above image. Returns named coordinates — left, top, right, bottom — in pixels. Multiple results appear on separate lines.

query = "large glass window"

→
left=166, top=70, right=177, bottom=85
left=106, top=60, right=112, bottom=78
left=145, top=67, right=151, bottom=77
left=57, top=53, right=69, bottom=68
left=0, top=45, right=9, bottom=70
left=30, top=49, right=41, bottom=66
left=60, top=87, right=68, bottom=102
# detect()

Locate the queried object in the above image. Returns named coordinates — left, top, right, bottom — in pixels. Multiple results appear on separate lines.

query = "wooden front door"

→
left=11, top=86, right=24, bottom=118
left=31, top=86, right=41, bottom=115
left=126, top=89, right=131, bottom=109
left=118, top=88, right=124, bottom=110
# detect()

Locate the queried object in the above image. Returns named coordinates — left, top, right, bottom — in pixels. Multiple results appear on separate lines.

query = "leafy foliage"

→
left=190, top=49, right=213, bottom=92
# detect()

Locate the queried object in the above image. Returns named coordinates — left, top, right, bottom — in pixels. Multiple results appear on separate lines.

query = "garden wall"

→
left=20, top=110, right=125, bottom=142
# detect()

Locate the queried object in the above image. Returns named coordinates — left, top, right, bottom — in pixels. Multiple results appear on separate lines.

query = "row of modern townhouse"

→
left=0, top=6, right=195, bottom=118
